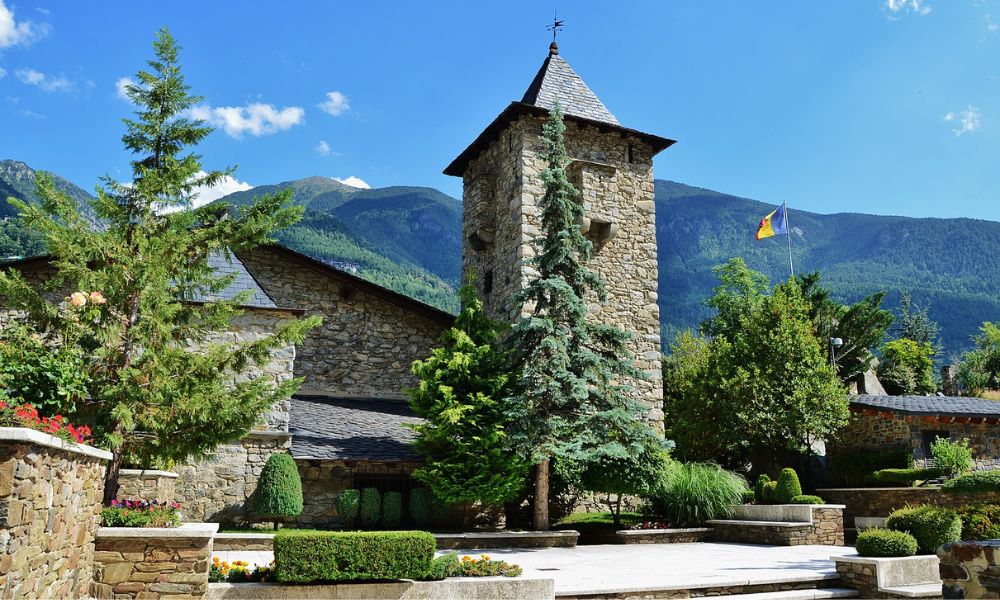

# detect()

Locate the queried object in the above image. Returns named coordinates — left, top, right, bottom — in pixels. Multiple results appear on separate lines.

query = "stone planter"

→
left=91, top=522, right=219, bottom=599
left=117, top=468, right=179, bottom=503
left=706, top=504, right=845, bottom=546
left=612, top=527, right=711, bottom=544
left=0, top=427, right=111, bottom=599
left=834, top=554, right=941, bottom=598
left=205, top=576, right=555, bottom=600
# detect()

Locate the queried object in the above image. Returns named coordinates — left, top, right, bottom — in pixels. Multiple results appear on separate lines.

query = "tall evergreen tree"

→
left=898, top=291, right=941, bottom=353
left=504, top=104, right=659, bottom=530
left=0, top=29, right=319, bottom=502
left=408, top=283, right=529, bottom=509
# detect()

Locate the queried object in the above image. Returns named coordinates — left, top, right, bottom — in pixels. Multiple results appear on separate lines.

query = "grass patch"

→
left=554, top=512, right=643, bottom=527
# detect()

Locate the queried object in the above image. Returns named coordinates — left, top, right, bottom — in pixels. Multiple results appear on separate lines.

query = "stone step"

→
left=722, top=587, right=859, bottom=600
left=880, top=583, right=942, bottom=598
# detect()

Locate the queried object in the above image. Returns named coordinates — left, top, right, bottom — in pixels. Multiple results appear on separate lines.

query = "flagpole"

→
left=784, top=202, right=794, bottom=279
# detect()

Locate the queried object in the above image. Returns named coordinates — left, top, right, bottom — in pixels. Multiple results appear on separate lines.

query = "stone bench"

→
left=706, top=504, right=845, bottom=546
left=833, top=554, right=940, bottom=598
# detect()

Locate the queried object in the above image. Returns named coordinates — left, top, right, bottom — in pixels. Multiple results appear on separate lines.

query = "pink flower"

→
left=88, top=291, right=107, bottom=305
left=69, top=292, right=88, bottom=307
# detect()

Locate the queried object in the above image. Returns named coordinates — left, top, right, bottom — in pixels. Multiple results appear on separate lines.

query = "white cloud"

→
left=188, top=171, right=253, bottom=208
left=115, top=76, right=135, bottom=101
left=333, top=176, right=370, bottom=189
left=885, top=0, right=932, bottom=17
left=0, top=66, right=5, bottom=78
left=944, top=106, right=981, bottom=137
left=18, top=108, right=43, bottom=119
left=318, top=91, right=349, bottom=116
left=15, top=67, right=71, bottom=92
left=189, top=102, right=305, bottom=138
left=315, top=140, right=331, bottom=156
left=987, top=14, right=999, bottom=32
left=0, top=0, right=48, bottom=48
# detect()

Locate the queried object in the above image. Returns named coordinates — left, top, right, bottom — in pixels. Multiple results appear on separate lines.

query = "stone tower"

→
left=444, top=42, right=674, bottom=423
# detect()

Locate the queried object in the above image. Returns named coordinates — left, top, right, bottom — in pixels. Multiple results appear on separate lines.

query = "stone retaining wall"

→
left=91, top=523, right=218, bottom=599
left=834, top=554, right=940, bottom=599
left=818, top=487, right=1000, bottom=527
left=0, top=427, right=110, bottom=599
left=434, top=531, right=578, bottom=550
left=612, top=528, right=711, bottom=545
left=118, top=469, right=178, bottom=503
left=173, top=432, right=291, bottom=523
left=708, top=505, right=844, bottom=546
left=205, top=576, right=555, bottom=600
left=213, top=534, right=274, bottom=552
left=939, top=540, right=1000, bottom=599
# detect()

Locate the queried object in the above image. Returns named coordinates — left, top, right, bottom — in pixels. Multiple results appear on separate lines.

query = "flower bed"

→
left=210, top=557, right=275, bottom=583
left=100, top=498, right=182, bottom=528
left=0, top=401, right=92, bottom=443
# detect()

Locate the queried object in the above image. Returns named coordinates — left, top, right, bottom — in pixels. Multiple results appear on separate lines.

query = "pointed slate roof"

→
left=520, top=43, right=619, bottom=125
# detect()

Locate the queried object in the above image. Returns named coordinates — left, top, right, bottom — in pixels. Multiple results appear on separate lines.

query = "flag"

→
left=755, top=202, right=788, bottom=240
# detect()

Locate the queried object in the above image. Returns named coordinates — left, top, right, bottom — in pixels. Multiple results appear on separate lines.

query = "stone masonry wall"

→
left=461, top=116, right=663, bottom=423
left=172, top=432, right=291, bottom=523
left=0, top=429, right=109, bottom=599
left=238, top=247, right=450, bottom=399
left=710, top=507, right=844, bottom=546
left=296, top=458, right=419, bottom=527
left=939, top=540, right=1000, bottom=599
left=818, top=487, right=1000, bottom=526
left=830, top=410, right=1000, bottom=471
left=117, top=469, right=178, bottom=503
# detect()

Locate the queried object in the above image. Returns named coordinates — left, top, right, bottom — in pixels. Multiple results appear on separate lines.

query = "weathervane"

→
left=547, top=12, right=564, bottom=44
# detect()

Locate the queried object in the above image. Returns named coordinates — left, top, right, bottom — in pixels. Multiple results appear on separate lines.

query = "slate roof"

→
left=289, top=395, right=422, bottom=461
left=189, top=252, right=277, bottom=308
left=520, top=47, right=619, bottom=125
left=852, top=394, right=1000, bottom=419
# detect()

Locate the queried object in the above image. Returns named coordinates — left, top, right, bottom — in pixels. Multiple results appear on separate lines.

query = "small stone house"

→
left=829, top=394, right=1000, bottom=471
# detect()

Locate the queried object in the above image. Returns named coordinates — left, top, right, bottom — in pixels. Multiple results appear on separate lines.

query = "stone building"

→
left=444, top=41, right=675, bottom=422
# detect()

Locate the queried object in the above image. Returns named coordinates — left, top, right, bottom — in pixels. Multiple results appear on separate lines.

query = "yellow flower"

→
left=69, top=292, right=88, bottom=307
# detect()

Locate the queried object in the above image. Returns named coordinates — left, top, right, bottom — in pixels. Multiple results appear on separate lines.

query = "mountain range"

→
left=2, top=158, right=998, bottom=358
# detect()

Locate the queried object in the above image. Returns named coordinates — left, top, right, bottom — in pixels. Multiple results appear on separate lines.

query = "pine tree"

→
left=0, top=28, right=320, bottom=503
left=408, top=284, right=528, bottom=508
left=504, top=104, right=658, bottom=530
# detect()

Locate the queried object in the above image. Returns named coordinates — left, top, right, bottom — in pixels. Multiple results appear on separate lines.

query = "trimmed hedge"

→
left=871, top=467, right=944, bottom=486
left=409, top=489, right=432, bottom=527
left=335, top=489, right=359, bottom=527
left=763, top=480, right=777, bottom=504
left=274, top=530, right=436, bottom=583
left=251, top=454, right=303, bottom=527
left=383, top=491, right=402, bottom=529
left=774, top=468, right=802, bottom=504
left=359, top=488, right=381, bottom=529
left=790, top=494, right=824, bottom=505
left=754, top=474, right=771, bottom=504
left=957, top=503, right=1000, bottom=540
left=886, top=505, right=962, bottom=554
left=856, top=528, right=918, bottom=557
left=942, top=471, right=1000, bottom=495
left=827, top=448, right=913, bottom=487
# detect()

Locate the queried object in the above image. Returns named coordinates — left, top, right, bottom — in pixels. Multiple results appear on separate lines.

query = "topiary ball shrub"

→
left=886, top=504, right=962, bottom=554
left=274, top=530, right=435, bottom=583
left=957, top=503, right=1000, bottom=540
left=649, top=462, right=749, bottom=527
left=382, top=491, right=402, bottom=529
left=763, top=480, right=778, bottom=504
left=359, top=488, right=381, bottom=529
left=335, top=489, right=360, bottom=528
left=774, top=468, right=803, bottom=504
left=942, top=471, right=1000, bottom=495
left=251, top=453, right=303, bottom=530
left=754, top=474, right=771, bottom=504
left=790, top=494, right=824, bottom=505
left=422, top=553, right=460, bottom=581
left=856, top=528, right=918, bottom=557
left=409, top=488, right=432, bottom=528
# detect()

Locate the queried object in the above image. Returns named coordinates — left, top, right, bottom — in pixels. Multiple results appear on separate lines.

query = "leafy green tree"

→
left=577, top=432, right=670, bottom=527
left=503, top=104, right=658, bottom=530
left=898, top=292, right=941, bottom=354
left=957, top=322, right=1000, bottom=395
left=663, top=259, right=848, bottom=469
left=0, top=29, right=319, bottom=502
left=796, top=272, right=893, bottom=382
left=252, top=453, right=304, bottom=530
left=878, top=339, right=936, bottom=395
left=408, top=283, right=528, bottom=507
left=0, top=320, right=89, bottom=414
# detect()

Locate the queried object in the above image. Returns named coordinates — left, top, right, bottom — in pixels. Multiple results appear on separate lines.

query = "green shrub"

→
left=763, top=480, right=777, bottom=504
left=382, top=491, right=402, bottom=528
left=754, top=474, right=771, bottom=504
left=790, top=495, right=824, bottom=505
left=957, top=504, right=1000, bottom=540
left=101, top=500, right=180, bottom=528
left=409, top=489, right=432, bottom=528
left=871, top=467, right=945, bottom=486
left=774, top=468, right=802, bottom=504
left=942, top=471, right=1000, bottom=494
left=274, top=530, right=435, bottom=583
left=251, top=454, right=303, bottom=529
left=335, top=489, right=359, bottom=528
left=423, top=553, right=460, bottom=581
left=741, top=488, right=755, bottom=504
left=359, top=488, right=381, bottom=529
left=827, top=448, right=913, bottom=487
left=856, top=528, right=918, bottom=557
left=931, top=437, right=974, bottom=477
left=887, top=505, right=962, bottom=554
left=649, top=462, right=749, bottom=527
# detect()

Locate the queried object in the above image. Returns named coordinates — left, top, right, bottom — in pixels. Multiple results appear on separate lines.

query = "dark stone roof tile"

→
left=289, top=395, right=422, bottom=461
left=852, top=394, right=1000, bottom=418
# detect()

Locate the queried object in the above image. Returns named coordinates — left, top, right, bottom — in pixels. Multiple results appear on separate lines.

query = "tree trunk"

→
left=613, top=495, right=622, bottom=528
left=102, top=450, right=123, bottom=505
left=533, top=459, right=550, bottom=531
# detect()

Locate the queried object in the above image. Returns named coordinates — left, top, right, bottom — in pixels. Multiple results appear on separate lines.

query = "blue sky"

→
left=1, top=0, right=999, bottom=220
